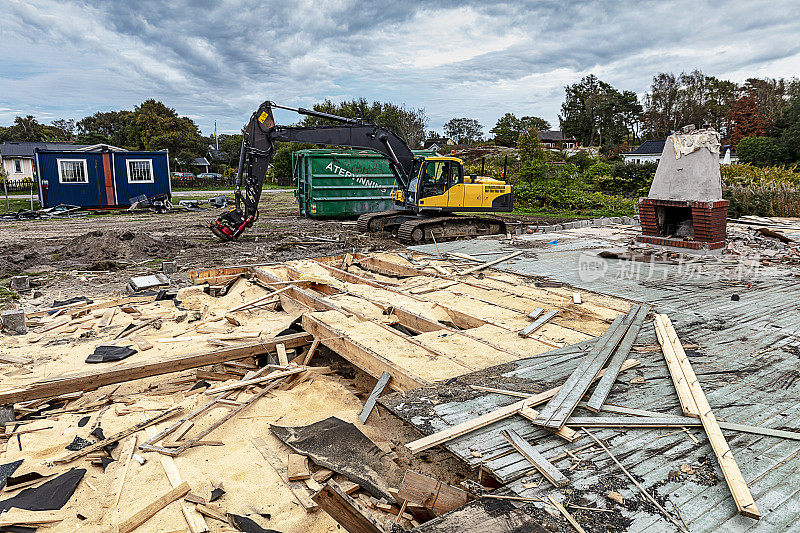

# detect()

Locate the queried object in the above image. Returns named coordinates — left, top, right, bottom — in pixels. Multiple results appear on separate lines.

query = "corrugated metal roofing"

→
left=404, top=233, right=800, bottom=531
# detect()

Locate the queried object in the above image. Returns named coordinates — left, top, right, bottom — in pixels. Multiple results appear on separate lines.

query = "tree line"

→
left=3, top=71, right=799, bottom=171
left=440, top=70, right=800, bottom=167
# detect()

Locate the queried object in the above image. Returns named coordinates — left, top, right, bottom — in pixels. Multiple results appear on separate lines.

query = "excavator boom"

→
left=208, top=101, right=414, bottom=241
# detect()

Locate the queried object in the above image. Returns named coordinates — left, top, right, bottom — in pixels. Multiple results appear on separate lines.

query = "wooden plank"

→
left=288, top=453, right=311, bottom=481
left=130, top=334, right=153, bottom=351
left=301, top=339, right=320, bottom=366
left=54, top=407, right=182, bottom=463
left=0, top=510, right=64, bottom=526
left=527, top=307, right=544, bottom=320
left=548, top=495, right=586, bottom=533
left=460, top=251, right=525, bottom=275
left=397, top=470, right=470, bottom=516
left=657, top=314, right=760, bottom=519
left=33, top=316, right=69, bottom=334
left=359, top=372, right=391, bottom=424
left=518, top=309, right=557, bottom=337
left=517, top=407, right=577, bottom=441
left=586, top=304, right=650, bottom=412
left=302, top=314, right=427, bottom=392
left=312, top=481, right=388, bottom=533
left=571, top=291, right=582, bottom=305
left=587, top=402, right=800, bottom=441
left=0, top=332, right=312, bottom=404
left=98, top=307, right=116, bottom=327
left=118, top=481, right=190, bottom=533
left=501, top=429, right=568, bottom=487
left=276, top=343, right=288, bottom=366
left=112, top=435, right=138, bottom=508
left=251, top=437, right=317, bottom=511
left=655, top=315, right=700, bottom=418
left=406, top=358, right=641, bottom=454
left=534, top=311, right=633, bottom=429
left=159, top=455, right=208, bottom=533
left=204, top=367, right=306, bottom=394
left=194, top=503, right=228, bottom=522
left=566, top=416, right=703, bottom=427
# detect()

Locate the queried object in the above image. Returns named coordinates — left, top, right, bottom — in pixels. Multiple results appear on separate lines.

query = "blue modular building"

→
left=34, top=146, right=171, bottom=208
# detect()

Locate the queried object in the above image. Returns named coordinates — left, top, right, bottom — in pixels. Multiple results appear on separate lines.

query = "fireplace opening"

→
left=657, top=206, right=694, bottom=238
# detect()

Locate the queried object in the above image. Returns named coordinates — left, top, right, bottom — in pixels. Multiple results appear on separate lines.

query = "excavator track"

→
left=397, top=216, right=507, bottom=244
left=357, top=210, right=409, bottom=233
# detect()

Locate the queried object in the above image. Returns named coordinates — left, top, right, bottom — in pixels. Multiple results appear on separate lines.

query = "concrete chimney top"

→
left=647, top=128, right=722, bottom=203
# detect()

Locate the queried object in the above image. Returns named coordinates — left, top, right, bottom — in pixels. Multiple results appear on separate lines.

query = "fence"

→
left=2, top=178, right=35, bottom=193
left=170, top=177, right=234, bottom=189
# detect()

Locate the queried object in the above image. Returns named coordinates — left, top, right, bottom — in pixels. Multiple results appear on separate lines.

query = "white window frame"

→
left=13, top=159, right=23, bottom=174
left=126, top=159, right=154, bottom=184
left=57, top=159, right=89, bottom=184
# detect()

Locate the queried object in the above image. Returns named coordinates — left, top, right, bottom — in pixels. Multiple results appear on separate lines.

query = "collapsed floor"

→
left=0, top=217, right=799, bottom=532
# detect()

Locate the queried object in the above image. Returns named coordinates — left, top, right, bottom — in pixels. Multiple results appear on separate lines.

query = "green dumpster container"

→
left=293, top=148, right=436, bottom=218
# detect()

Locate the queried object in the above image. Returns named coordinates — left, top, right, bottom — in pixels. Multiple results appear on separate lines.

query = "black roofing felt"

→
left=628, top=139, right=666, bottom=154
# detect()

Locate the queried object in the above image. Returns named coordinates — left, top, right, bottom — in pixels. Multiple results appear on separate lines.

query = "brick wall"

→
left=638, top=198, right=729, bottom=250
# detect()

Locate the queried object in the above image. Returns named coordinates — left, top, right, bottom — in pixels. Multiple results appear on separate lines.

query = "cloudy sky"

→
left=1, top=0, right=798, bottom=136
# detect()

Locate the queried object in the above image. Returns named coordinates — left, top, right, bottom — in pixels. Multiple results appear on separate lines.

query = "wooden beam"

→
left=159, top=455, right=208, bottom=533
left=657, top=314, right=760, bottom=519
left=586, top=304, right=650, bottom=412
left=0, top=332, right=312, bottom=404
left=112, top=436, right=138, bottom=509
left=204, top=367, right=307, bottom=394
left=55, top=408, right=182, bottom=464
left=585, top=402, right=800, bottom=441
left=655, top=315, right=700, bottom=418
left=459, top=251, right=525, bottom=275
left=548, top=495, right=586, bottom=533
left=518, top=309, right=557, bottom=337
left=534, top=310, right=634, bottom=429
left=313, top=481, right=389, bottom=533
left=0, top=510, right=64, bottom=527
left=359, top=372, right=391, bottom=424
left=117, top=481, right=190, bottom=533
left=302, top=314, right=427, bottom=392
left=288, top=453, right=311, bottom=481
left=501, top=429, right=568, bottom=487
left=397, top=470, right=470, bottom=516
left=406, top=359, right=640, bottom=454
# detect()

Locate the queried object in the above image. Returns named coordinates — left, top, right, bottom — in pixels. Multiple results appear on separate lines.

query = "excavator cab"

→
left=401, top=156, right=512, bottom=213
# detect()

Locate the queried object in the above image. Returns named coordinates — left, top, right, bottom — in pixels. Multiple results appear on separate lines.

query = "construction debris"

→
left=0, top=236, right=797, bottom=532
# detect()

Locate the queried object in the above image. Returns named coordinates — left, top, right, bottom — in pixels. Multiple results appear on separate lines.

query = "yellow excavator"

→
left=209, top=101, right=513, bottom=243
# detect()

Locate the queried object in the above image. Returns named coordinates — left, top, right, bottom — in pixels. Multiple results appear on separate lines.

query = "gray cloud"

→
left=0, top=0, right=798, bottom=135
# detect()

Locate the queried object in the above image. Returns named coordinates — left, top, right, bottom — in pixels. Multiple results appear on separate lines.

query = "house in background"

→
left=192, top=157, right=210, bottom=173
left=0, top=141, right=90, bottom=182
left=621, top=139, right=666, bottom=164
left=34, top=146, right=171, bottom=208
left=622, top=139, right=739, bottom=165
left=538, top=130, right=577, bottom=150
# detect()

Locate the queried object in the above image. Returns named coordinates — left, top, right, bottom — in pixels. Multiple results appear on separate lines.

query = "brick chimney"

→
left=637, top=127, right=729, bottom=251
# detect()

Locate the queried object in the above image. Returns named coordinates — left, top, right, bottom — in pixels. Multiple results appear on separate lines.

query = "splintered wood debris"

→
left=0, top=250, right=795, bottom=531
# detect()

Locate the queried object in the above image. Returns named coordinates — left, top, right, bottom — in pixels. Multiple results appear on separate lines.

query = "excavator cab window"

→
left=420, top=160, right=457, bottom=198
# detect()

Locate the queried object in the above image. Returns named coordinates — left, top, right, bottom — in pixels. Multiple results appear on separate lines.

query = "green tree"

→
left=736, top=136, right=780, bottom=166
left=443, top=118, right=482, bottom=144
left=771, top=81, right=800, bottom=164
left=302, top=98, right=427, bottom=148
left=560, top=75, right=641, bottom=147
left=490, top=113, right=521, bottom=147
left=518, top=127, right=545, bottom=161
left=490, top=114, right=550, bottom=147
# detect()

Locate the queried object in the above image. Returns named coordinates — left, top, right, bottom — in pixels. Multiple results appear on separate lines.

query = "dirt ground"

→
left=0, top=190, right=580, bottom=305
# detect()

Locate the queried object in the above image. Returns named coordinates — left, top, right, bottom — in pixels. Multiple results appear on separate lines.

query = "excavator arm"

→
left=208, top=101, right=415, bottom=241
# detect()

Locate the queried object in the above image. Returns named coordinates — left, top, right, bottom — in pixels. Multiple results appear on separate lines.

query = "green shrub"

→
left=737, top=136, right=781, bottom=166
left=514, top=182, right=634, bottom=215
left=722, top=163, right=800, bottom=217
